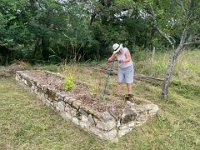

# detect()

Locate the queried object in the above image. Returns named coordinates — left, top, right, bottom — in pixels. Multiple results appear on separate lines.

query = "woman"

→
left=108, top=43, right=134, bottom=94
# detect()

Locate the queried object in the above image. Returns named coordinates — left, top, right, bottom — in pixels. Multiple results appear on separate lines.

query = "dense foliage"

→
left=0, top=0, right=199, bottom=65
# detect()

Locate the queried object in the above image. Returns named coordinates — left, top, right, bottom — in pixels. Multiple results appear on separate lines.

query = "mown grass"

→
left=0, top=50, right=200, bottom=150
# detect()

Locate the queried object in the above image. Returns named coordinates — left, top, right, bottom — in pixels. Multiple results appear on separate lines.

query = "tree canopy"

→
left=0, top=0, right=199, bottom=65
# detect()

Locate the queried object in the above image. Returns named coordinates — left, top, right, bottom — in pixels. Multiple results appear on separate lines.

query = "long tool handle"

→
left=103, top=60, right=116, bottom=99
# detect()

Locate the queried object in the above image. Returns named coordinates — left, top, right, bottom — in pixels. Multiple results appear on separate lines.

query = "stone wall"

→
left=16, top=70, right=159, bottom=141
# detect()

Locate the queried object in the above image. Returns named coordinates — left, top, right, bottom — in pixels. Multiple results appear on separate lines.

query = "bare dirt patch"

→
left=26, top=71, right=126, bottom=112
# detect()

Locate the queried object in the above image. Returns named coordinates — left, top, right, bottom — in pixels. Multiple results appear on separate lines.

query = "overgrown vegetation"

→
left=0, top=50, right=199, bottom=149
left=0, top=0, right=199, bottom=65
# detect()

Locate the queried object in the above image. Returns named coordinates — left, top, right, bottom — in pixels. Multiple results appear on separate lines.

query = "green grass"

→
left=0, top=50, right=200, bottom=149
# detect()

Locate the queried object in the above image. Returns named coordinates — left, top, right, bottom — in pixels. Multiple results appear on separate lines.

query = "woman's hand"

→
left=119, top=60, right=124, bottom=63
left=108, top=54, right=117, bottom=63
left=108, top=58, right=112, bottom=63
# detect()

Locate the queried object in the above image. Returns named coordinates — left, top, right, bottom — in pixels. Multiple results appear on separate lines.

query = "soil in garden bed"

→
left=26, top=71, right=127, bottom=112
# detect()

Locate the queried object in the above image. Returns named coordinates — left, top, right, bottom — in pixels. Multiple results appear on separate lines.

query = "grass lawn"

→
left=0, top=50, right=200, bottom=150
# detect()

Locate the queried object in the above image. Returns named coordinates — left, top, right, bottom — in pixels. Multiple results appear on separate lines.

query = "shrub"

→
left=64, top=74, right=75, bottom=91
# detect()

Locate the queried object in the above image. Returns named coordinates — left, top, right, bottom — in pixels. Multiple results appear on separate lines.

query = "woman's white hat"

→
left=112, top=43, right=123, bottom=54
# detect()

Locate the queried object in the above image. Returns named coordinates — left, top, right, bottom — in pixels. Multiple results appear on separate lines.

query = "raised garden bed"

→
left=16, top=70, right=159, bottom=140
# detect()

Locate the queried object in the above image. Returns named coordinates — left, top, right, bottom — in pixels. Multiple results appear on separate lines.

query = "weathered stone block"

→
left=80, top=121, right=89, bottom=129
left=79, top=108, right=88, bottom=117
left=65, top=104, right=71, bottom=112
left=95, top=118, right=116, bottom=131
left=101, top=111, right=114, bottom=121
left=72, top=100, right=82, bottom=109
left=56, top=92, right=66, bottom=101
left=70, top=108, right=77, bottom=117
left=80, top=115, right=88, bottom=122
left=88, top=114, right=95, bottom=126
left=145, top=104, right=159, bottom=115
left=72, top=117, right=79, bottom=125
left=118, top=128, right=132, bottom=137
left=60, top=112, right=72, bottom=121
left=63, top=96, right=72, bottom=103
left=121, top=108, right=137, bottom=124
left=102, top=129, right=117, bottom=140
left=56, top=101, right=65, bottom=112
left=68, top=98, right=77, bottom=105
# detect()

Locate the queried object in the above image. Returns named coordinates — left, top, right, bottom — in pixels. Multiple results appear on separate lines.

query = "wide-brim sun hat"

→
left=113, top=43, right=123, bottom=54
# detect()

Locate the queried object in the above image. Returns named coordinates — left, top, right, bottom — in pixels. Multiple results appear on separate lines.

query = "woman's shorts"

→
left=118, top=65, right=134, bottom=84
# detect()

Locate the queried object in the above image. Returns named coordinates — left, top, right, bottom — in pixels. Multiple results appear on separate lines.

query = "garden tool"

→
left=103, top=60, right=117, bottom=100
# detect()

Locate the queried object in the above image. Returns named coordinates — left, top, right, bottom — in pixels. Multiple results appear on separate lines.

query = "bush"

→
left=64, top=74, right=75, bottom=91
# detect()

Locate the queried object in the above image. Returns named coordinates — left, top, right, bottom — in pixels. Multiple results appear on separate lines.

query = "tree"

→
left=0, top=0, right=33, bottom=65
left=144, top=0, right=200, bottom=98
left=162, top=0, right=200, bottom=98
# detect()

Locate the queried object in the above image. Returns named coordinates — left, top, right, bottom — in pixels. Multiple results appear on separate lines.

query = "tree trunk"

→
left=150, top=27, right=156, bottom=51
left=162, top=45, right=185, bottom=98
left=41, top=37, right=49, bottom=61
left=33, top=38, right=41, bottom=59
left=162, top=22, right=190, bottom=98
left=0, top=46, right=11, bottom=65
left=90, top=12, right=96, bottom=25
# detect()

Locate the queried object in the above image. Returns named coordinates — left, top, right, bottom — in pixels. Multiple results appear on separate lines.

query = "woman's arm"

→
left=108, top=54, right=117, bottom=62
left=123, top=51, right=131, bottom=63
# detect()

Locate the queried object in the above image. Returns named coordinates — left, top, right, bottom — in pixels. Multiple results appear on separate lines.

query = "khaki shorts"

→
left=118, top=65, right=134, bottom=84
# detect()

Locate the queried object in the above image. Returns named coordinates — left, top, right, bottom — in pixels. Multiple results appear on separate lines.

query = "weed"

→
left=64, top=74, right=75, bottom=91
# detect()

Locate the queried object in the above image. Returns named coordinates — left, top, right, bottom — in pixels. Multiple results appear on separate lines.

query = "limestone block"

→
left=72, top=117, right=79, bottom=125
left=41, top=85, right=48, bottom=93
left=118, top=128, right=132, bottom=137
left=101, top=111, right=115, bottom=121
left=56, top=92, right=66, bottom=101
left=90, top=127, right=103, bottom=138
left=117, top=120, right=121, bottom=127
left=46, top=89, right=56, bottom=101
left=80, top=121, right=90, bottom=129
left=108, top=107, right=123, bottom=120
left=65, top=104, right=71, bottom=112
left=95, top=119, right=116, bottom=131
left=119, top=121, right=135, bottom=131
left=72, top=100, right=82, bottom=109
left=128, top=121, right=135, bottom=128
left=79, top=108, right=88, bottom=117
left=24, top=80, right=28, bottom=85
left=102, top=129, right=117, bottom=140
left=70, top=108, right=77, bottom=117
left=56, top=101, right=65, bottom=112
left=60, top=112, right=72, bottom=121
left=68, top=98, right=77, bottom=105
left=134, top=121, right=145, bottom=127
left=63, top=96, right=72, bottom=103
left=136, top=114, right=147, bottom=122
left=145, top=104, right=159, bottom=115
left=88, top=109, right=101, bottom=120
left=80, top=115, right=88, bottom=122
left=121, top=108, right=137, bottom=124
left=135, top=106, right=146, bottom=113
left=44, top=99, right=51, bottom=106
left=88, top=114, right=95, bottom=126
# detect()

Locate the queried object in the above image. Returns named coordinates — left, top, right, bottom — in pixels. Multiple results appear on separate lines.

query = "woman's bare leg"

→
left=118, top=83, right=122, bottom=92
left=127, top=83, right=132, bottom=94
